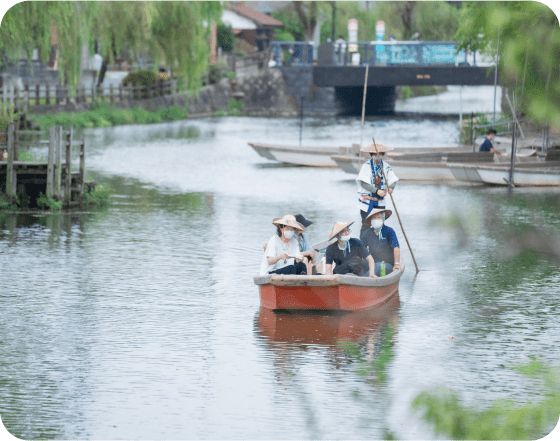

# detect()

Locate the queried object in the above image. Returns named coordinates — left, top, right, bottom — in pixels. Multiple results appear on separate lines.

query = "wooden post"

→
left=91, top=84, right=95, bottom=103
left=110, top=84, right=114, bottom=103
left=119, top=84, right=123, bottom=101
left=79, top=136, right=85, bottom=202
left=47, top=126, right=56, bottom=198
left=55, top=85, right=60, bottom=105
left=46, top=84, right=50, bottom=105
left=6, top=123, right=16, bottom=201
left=54, top=126, right=62, bottom=199
left=64, top=126, right=73, bottom=204
left=24, top=84, right=29, bottom=110
left=36, top=84, right=40, bottom=105
left=98, top=85, right=104, bottom=103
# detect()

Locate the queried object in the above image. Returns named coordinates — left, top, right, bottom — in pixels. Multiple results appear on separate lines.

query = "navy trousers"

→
left=269, top=262, right=307, bottom=275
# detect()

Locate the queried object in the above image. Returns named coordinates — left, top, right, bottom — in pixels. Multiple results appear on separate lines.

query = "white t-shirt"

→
left=260, top=234, right=303, bottom=276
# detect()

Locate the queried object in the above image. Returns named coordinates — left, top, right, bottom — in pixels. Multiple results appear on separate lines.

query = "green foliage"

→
left=215, top=110, right=227, bottom=117
left=454, top=2, right=560, bottom=128
left=0, top=106, right=17, bottom=131
left=225, top=72, right=236, bottom=80
left=413, top=359, right=560, bottom=440
left=217, top=23, right=235, bottom=52
left=0, top=193, right=17, bottom=210
left=18, top=150, right=45, bottom=162
left=272, top=7, right=305, bottom=41
left=227, top=99, right=243, bottom=112
left=207, top=64, right=223, bottom=85
left=122, top=70, right=159, bottom=87
left=1, top=2, right=222, bottom=93
left=83, top=184, right=110, bottom=206
left=36, top=193, right=62, bottom=211
left=156, top=105, right=188, bottom=121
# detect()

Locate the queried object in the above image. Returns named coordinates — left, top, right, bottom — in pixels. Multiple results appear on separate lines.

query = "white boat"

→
left=248, top=142, right=343, bottom=167
left=447, top=161, right=560, bottom=186
left=331, top=149, right=495, bottom=181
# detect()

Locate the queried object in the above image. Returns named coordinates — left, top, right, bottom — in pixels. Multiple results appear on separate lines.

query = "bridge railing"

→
left=270, top=41, right=467, bottom=67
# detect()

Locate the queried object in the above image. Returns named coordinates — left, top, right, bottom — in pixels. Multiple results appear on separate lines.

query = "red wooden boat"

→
left=253, top=259, right=404, bottom=311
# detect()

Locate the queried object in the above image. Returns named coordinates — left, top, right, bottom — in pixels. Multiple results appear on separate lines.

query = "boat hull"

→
left=331, top=155, right=456, bottom=180
left=249, top=142, right=340, bottom=167
left=447, top=162, right=560, bottom=186
left=254, top=259, right=404, bottom=311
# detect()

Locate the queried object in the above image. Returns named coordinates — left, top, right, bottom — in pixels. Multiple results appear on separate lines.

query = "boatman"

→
left=356, top=142, right=399, bottom=237
left=479, top=129, right=502, bottom=155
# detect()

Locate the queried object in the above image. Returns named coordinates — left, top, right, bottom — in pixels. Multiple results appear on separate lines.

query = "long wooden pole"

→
left=360, top=64, right=369, bottom=147
left=372, top=136, right=419, bottom=274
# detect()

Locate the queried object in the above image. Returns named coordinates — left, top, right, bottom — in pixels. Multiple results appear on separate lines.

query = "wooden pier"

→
left=0, top=123, right=86, bottom=207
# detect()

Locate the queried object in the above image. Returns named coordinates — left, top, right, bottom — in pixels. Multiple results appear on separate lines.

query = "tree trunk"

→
left=395, top=1, right=416, bottom=40
left=293, top=1, right=317, bottom=42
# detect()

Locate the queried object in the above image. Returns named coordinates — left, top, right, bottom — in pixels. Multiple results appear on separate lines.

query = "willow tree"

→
left=1, top=1, right=222, bottom=92
left=454, top=2, right=560, bottom=128
left=0, top=1, right=87, bottom=89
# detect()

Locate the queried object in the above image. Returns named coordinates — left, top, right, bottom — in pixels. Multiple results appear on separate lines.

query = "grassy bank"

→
left=0, top=184, right=111, bottom=211
left=29, top=103, right=189, bottom=130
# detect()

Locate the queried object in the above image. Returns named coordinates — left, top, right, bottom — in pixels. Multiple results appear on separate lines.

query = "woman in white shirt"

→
left=260, top=215, right=307, bottom=276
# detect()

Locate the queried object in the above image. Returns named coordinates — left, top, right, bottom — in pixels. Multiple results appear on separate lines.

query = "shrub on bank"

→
left=30, top=104, right=190, bottom=129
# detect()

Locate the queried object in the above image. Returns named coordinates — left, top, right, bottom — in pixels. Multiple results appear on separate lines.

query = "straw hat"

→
left=272, top=214, right=305, bottom=231
left=360, top=142, right=394, bottom=153
left=365, top=208, right=392, bottom=222
left=328, top=221, right=354, bottom=240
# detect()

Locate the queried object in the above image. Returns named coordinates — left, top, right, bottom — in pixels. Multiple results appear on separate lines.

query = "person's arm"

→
left=325, top=264, right=333, bottom=275
left=393, top=247, right=401, bottom=271
left=267, top=253, right=289, bottom=265
left=366, top=255, right=378, bottom=279
left=490, top=147, right=502, bottom=156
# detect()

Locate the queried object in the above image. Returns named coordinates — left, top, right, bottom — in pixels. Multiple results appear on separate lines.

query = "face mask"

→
left=371, top=219, right=384, bottom=230
left=339, top=235, right=350, bottom=241
left=284, top=230, right=295, bottom=239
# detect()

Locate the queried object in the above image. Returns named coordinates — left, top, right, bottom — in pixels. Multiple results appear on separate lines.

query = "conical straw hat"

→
left=328, top=221, right=354, bottom=241
left=272, top=214, right=304, bottom=231
left=360, top=142, right=394, bottom=153
left=365, top=208, right=392, bottom=222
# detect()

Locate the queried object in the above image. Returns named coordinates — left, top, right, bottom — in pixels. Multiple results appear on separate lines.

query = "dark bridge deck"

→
left=313, top=65, right=497, bottom=87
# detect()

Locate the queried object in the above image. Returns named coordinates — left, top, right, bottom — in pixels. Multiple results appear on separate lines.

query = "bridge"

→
left=270, top=41, right=497, bottom=114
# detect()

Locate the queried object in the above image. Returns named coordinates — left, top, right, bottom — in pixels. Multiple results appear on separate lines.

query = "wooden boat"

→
left=332, top=150, right=495, bottom=181
left=447, top=160, right=560, bottom=186
left=253, top=258, right=405, bottom=311
left=255, top=293, right=400, bottom=344
left=248, top=142, right=342, bottom=167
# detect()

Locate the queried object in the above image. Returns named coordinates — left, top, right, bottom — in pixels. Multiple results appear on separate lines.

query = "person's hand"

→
left=387, top=188, right=393, bottom=194
left=377, top=189, right=386, bottom=197
left=278, top=253, right=289, bottom=261
left=369, top=273, right=378, bottom=280
left=394, top=264, right=402, bottom=271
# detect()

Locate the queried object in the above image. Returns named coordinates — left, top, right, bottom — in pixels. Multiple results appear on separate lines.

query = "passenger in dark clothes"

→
left=479, top=129, right=501, bottom=155
left=324, top=221, right=376, bottom=279
left=360, top=208, right=402, bottom=277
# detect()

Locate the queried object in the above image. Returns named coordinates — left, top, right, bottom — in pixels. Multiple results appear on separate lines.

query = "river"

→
left=1, top=96, right=559, bottom=439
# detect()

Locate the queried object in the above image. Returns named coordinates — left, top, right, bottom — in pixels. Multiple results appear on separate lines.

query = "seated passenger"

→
left=260, top=215, right=307, bottom=276
left=360, top=208, right=402, bottom=276
left=294, top=214, right=315, bottom=275
left=324, top=221, right=376, bottom=279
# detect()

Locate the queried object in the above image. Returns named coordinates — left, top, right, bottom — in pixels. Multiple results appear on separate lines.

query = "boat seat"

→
left=446, top=152, right=494, bottom=163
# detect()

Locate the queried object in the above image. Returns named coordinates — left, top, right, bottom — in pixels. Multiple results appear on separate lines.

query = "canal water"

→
left=1, top=109, right=559, bottom=439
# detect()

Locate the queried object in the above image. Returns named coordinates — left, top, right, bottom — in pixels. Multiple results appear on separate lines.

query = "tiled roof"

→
left=227, top=2, right=284, bottom=27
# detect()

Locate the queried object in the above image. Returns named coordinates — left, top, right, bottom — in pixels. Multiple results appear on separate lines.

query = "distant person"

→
left=479, top=128, right=501, bottom=155
left=356, top=142, right=399, bottom=237
left=360, top=208, right=402, bottom=277
left=335, top=35, right=346, bottom=63
left=324, top=221, right=376, bottom=278
left=260, top=215, right=307, bottom=276
left=389, top=34, right=396, bottom=41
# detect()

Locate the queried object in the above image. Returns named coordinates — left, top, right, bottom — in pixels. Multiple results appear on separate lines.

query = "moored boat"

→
left=248, top=142, right=343, bottom=167
left=447, top=161, right=560, bottom=186
left=253, top=258, right=405, bottom=311
left=332, top=150, right=495, bottom=180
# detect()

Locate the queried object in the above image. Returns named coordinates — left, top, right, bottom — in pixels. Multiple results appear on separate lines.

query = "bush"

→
left=36, top=193, right=62, bottom=211
left=123, top=70, right=159, bottom=99
left=215, top=110, right=227, bottom=117
left=217, top=23, right=235, bottom=52
left=157, top=105, right=187, bottom=121
left=83, top=184, right=110, bottom=206
left=227, top=99, right=243, bottom=112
